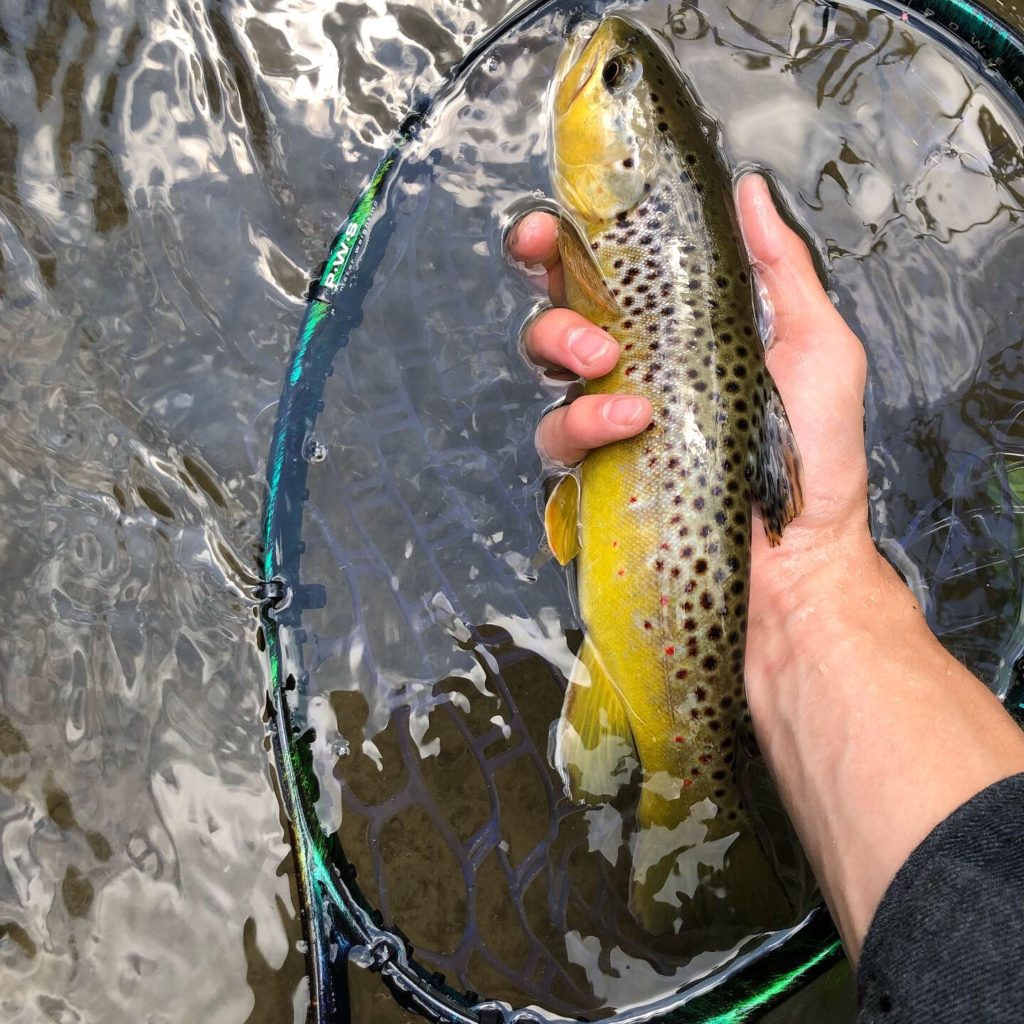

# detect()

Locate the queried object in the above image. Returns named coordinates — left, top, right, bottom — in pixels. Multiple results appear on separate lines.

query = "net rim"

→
left=258, top=1, right=1024, bottom=1020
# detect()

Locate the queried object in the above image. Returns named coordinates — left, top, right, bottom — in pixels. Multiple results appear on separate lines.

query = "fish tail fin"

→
left=628, top=792, right=794, bottom=935
left=553, top=638, right=638, bottom=803
left=751, top=374, right=804, bottom=547
left=718, top=826, right=795, bottom=928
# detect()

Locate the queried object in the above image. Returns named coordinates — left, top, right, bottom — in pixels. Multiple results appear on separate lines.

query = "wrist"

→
left=745, top=527, right=917, bottom=694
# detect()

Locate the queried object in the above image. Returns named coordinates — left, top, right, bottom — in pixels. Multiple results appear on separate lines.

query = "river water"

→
left=1, top=0, right=1022, bottom=1021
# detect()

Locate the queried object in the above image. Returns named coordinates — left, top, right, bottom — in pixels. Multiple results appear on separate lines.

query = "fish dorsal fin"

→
left=544, top=472, right=581, bottom=566
left=557, top=215, right=621, bottom=320
left=749, top=373, right=804, bottom=547
left=554, top=638, right=637, bottom=803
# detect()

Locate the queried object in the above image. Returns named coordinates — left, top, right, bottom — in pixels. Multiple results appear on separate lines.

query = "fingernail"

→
left=604, top=396, right=646, bottom=427
left=567, top=327, right=614, bottom=368
left=509, top=212, right=540, bottom=256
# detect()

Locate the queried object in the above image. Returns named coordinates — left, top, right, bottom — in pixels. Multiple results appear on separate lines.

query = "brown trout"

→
left=544, top=17, right=804, bottom=934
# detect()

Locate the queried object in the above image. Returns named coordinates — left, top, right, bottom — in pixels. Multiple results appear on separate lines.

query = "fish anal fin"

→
left=544, top=472, right=581, bottom=566
left=750, top=374, right=804, bottom=547
left=554, top=639, right=637, bottom=804
left=557, top=216, right=621, bottom=320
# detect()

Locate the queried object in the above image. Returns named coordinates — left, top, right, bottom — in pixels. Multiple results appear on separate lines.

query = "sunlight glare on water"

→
left=0, top=0, right=1021, bottom=1022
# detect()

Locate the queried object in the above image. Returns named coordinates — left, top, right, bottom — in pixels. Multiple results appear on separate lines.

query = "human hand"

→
left=507, top=173, right=878, bottom=634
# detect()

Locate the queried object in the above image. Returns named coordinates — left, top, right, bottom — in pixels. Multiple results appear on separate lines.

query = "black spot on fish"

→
left=623, top=157, right=634, bottom=168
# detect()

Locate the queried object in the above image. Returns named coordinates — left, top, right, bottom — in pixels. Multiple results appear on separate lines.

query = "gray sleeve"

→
left=856, top=772, right=1024, bottom=1023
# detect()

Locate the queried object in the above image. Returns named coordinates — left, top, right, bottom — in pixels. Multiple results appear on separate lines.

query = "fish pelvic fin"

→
left=554, top=638, right=637, bottom=804
left=556, top=214, right=621, bottom=320
left=750, top=373, right=804, bottom=547
left=544, top=472, right=581, bottom=566
left=629, top=791, right=794, bottom=935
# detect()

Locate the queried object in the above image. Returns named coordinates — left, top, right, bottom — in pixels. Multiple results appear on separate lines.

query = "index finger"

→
left=508, top=211, right=559, bottom=266
left=508, top=211, right=564, bottom=304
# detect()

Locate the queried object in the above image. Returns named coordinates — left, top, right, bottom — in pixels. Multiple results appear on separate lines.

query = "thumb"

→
left=735, top=174, right=842, bottom=349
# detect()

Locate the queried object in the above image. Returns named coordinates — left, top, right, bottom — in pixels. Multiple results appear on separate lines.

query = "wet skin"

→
left=508, top=173, right=1024, bottom=960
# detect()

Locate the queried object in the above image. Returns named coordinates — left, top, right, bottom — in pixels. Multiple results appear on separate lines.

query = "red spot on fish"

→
left=674, top=735, right=685, bottom=743
left=660, top=542, right=669, bottom=551
left=617, top=568, right=626, bottom=577
left=643, top=620, right=652, bottom=630
left=660, top=595, right=669, bottom=606
left=664, top=645, right=675, bottom=656
left=683, top=778, right=693, bottom=787
left=612, top=540, right=619, bottom=548
left=629, top=496, right=638, bottom=504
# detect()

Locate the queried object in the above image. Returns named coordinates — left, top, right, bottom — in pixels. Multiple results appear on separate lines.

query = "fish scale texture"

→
left=856, top=772, right=1024, bottom=1022
left=579, top=179, right=762, bottom=823
left=551, top=15, right=804, bottom=932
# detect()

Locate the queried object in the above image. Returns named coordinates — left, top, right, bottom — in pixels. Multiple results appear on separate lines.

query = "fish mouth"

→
left=565, top=53, right=597, bottom=110
left=553, top=21, right=603, bottom=115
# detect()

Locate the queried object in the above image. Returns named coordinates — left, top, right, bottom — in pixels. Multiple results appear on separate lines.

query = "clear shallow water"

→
left=0, top=0, right=1022, bottom=1022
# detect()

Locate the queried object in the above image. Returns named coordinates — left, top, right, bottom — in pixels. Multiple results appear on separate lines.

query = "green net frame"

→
left=257, top=1, right=1024, bottom=1020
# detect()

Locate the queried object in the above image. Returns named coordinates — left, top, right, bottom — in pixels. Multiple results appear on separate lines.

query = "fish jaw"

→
left=550, top=18, right=646, bottom=224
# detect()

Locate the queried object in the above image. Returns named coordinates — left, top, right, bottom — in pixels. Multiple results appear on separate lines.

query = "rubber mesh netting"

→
left=258, top=0, right=1024, bottom=1018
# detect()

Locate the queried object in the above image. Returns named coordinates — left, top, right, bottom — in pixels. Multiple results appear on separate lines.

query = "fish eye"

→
left=602, top=54, right=640, bottom=93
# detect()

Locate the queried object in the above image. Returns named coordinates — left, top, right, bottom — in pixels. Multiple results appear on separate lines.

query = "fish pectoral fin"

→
left=556, top=214, right=621, bottom=320
left=750, top=374, right=805, bottom=547
left=554, top=638, right=637, bottom=803
left=544, top=472, right=581, bottom=566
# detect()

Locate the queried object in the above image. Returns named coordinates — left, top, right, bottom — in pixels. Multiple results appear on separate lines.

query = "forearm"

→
left=745, top=539, right=1024, bottom=962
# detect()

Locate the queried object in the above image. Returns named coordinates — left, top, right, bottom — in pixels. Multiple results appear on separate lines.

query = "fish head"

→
left=551, top=16, right=681, bottom=225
